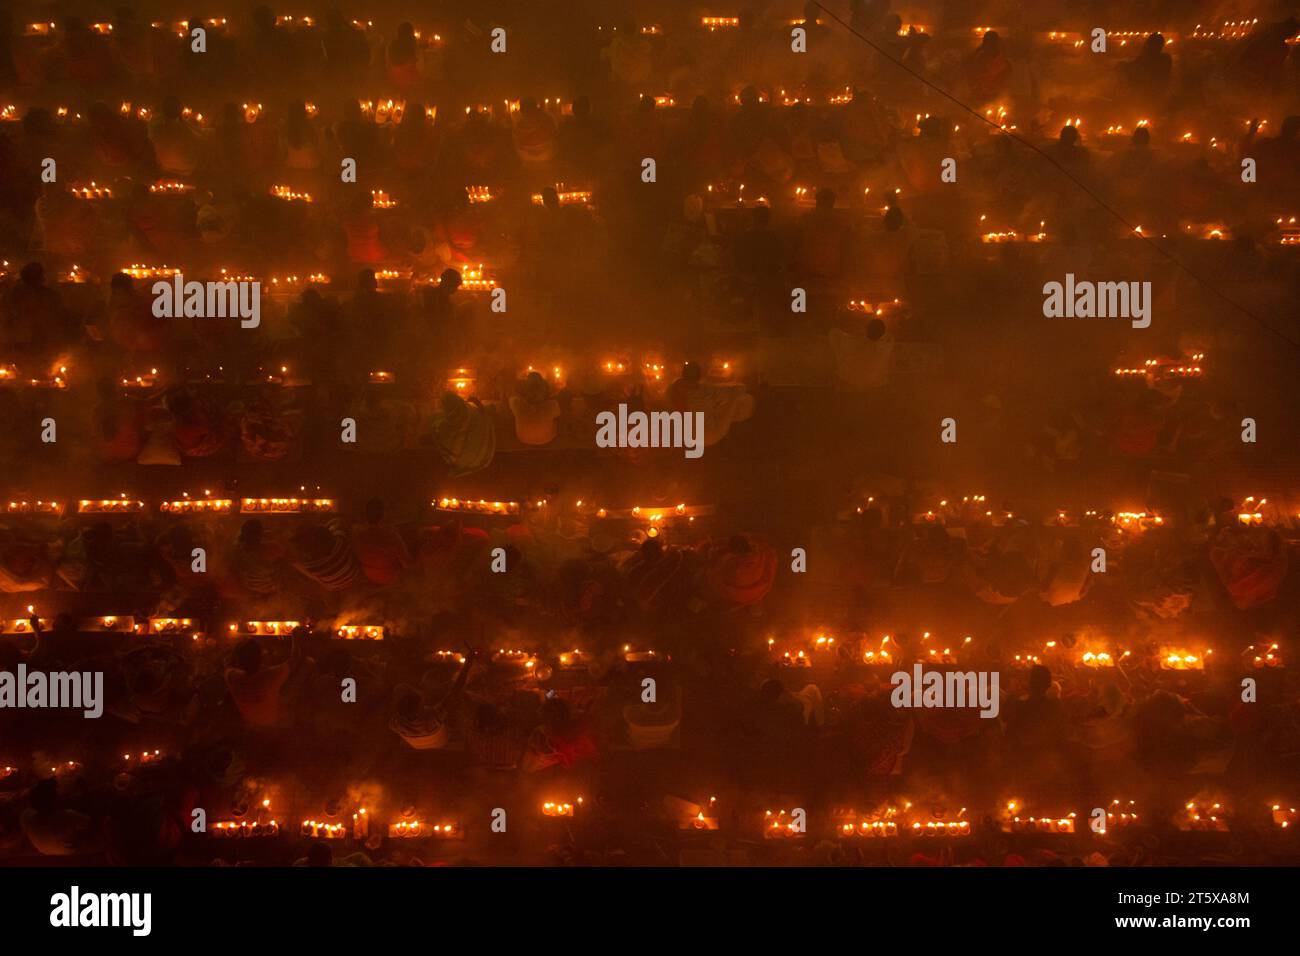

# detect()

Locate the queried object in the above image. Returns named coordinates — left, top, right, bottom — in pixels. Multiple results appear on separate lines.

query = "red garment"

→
left=700, top=535, right=777, bottom=607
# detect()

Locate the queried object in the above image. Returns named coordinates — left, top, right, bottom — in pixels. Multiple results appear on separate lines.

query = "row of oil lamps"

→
left=770, top=632, right=1280, bottom=671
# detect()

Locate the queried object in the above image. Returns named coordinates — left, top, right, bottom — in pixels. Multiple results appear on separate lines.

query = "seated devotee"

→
left=512, top=98, right=560, bottom=165
left=1118, top=34, right=1172, bottom=103
left=385, top=22, right=422, bottom=90
left=522, top=696, right=598, bottom=772
left=149, top=96, right=205, bottom=177
left=351, top=497, right=412, bottom=586
left=224, top=627, right=305, bottom=728
left=20, top=779, right=99, bottom=857
left=796, top=187, right=850, bottom=280
left=963, top=30, right=1011, bottom=105
left=1047, top=125, right=1091, bottom=180
left=166, top=389, right=226, bottom=458
left=4, top=262, right=71, bottom=355
left=1003, top=665, right=1067, bottom=754
left=388, top=651, right=475, bottom=750
left=290, top=522, right=361, bottom=592
left=697, top=534, right=777, bottom=609
left=829, top=315, right=894, bottom=390
left=667, top=361, right=755, bottom=447
left=280, top=99, right=322, bottom=171
left=430, top=391, right=497, bottom=476
left=1038, top=536, right=1092, bottom=606
left=508, top=371, right=562, bottom=446
left=229, top=519, right=287, bottom=597
left=105, top=272, right=169, bottom=356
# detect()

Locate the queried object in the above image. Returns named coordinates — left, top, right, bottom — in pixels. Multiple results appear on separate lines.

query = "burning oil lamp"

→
left=5, top=500, right=63, bottom=515
left=1160, top=648, right=1211, bottom=671
left=1100, top=799, right=1140, bottom=832
left=239, top=497, right=335, bottom=514
left=542, top=798, right=582, bottom=817
left=78, top=495, right=145, bottom=514
left=466, top=185, right=495, bottom=204
left=334, top=625, right=385, bottom=641
left=700, top=16, right=740, bottom=30
left=1178, top=800, right=1229, bottom=832
left=160, top=492, right=234, bottom=514
left=446, top=368, right=477, bottom=395
left=530, top=184, right=593, bottom=206
left=235, top=621, right=302, bottom=637
left=457, top=265, right=495, bottom=293
left=1237, top=496, right=1266, bottom=526
left=120, top=368, right=159, bottom=389
left=371, top=189, right=397, bottom=209
left=70, top=181, right=112, bottom=200
left=121, top=750, right=164, bottom=769
left=369, top=370, right=394, bottom=384
left=861, top=634, right=894, bottom=665
left=1271, top=805, right=1296, bottom=829
left=434, top=497, right=521, bottom=516
left=763, top=809, right=806, bottom=839
left=1245, top=643, right=1282, bottom=668
left=1002, top=801, right=1076, bottom=834
left=137, top=617, right=198, bottom=636
left=388, top=820, right=461, bottom=839
left=3, top=606, right=51, bottom=634
left=301, top=819, right=348, bottom=839
left=270, top=185, right=312, bottom=203
left=121, top=263, right=181, bottom=279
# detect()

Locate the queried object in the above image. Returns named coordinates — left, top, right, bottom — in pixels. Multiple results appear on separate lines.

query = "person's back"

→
left=350, top=499, right=411, bottom=586
left=508, top=373, right=561, bottom=445
left=830, top=317, right=893, bottom=390
left=224, top=638, right=292, bottom=728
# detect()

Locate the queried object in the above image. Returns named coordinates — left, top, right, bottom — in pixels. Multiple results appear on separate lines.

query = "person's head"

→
left=238, top=519, right=264, bottom=547
left=161, top=95, right=183, bottom=121
left=28, top=778, right=59, bottom=814
left=815, top=187, right=836, bottom=210
left=306, top=841, right=332, bottom=866
left=1144, top=32, right=1165, bottom=54
left=364, top=497, right=384, bottom=524
left=680, top=361, right=702, bottom=385
left=357, top=268, right=378, bottom=293
left=541, top=185, right=559, bottom=210
left=520, top=370, right=549, bottom=402
left=19, top=262, right=45, bottom=288
left=1028, top=664, right=1052, bottom=697
left=1279, top=116, right=1300, bottom=142
left=1131, top=126, right=1150, bottom=148
left=884, top=205, right=905, bottom=231
left=438, top=268, right=463, bottom=293
left=739, top=85, right=760, bottom=108
left=1059, top=125, right=1080, bottom=147
left=759, top=678, right=785, bottom=704
left=753, top=203, right=772, bottom=229
left=232, top=638, right=263, bottom=674
left=980, top=30, right=1000, bottom=51
left=396, top=21, right=415, bottom=42
left=640, top=535, right=663, bottom=561
left=866, top=317, right=886, bottom=340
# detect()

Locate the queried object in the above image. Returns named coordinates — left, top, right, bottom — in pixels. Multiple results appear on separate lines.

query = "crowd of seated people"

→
left=0, top=2, right=1298, bottom=866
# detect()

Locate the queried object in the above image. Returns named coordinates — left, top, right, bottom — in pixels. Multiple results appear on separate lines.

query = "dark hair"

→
left=866, top=318, right=886, bottom=340
left=306, top=841, right=332, bottom=866
left=364, top=497, right=384, bottom=523
left=233, top=639, right=263, bottom=674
